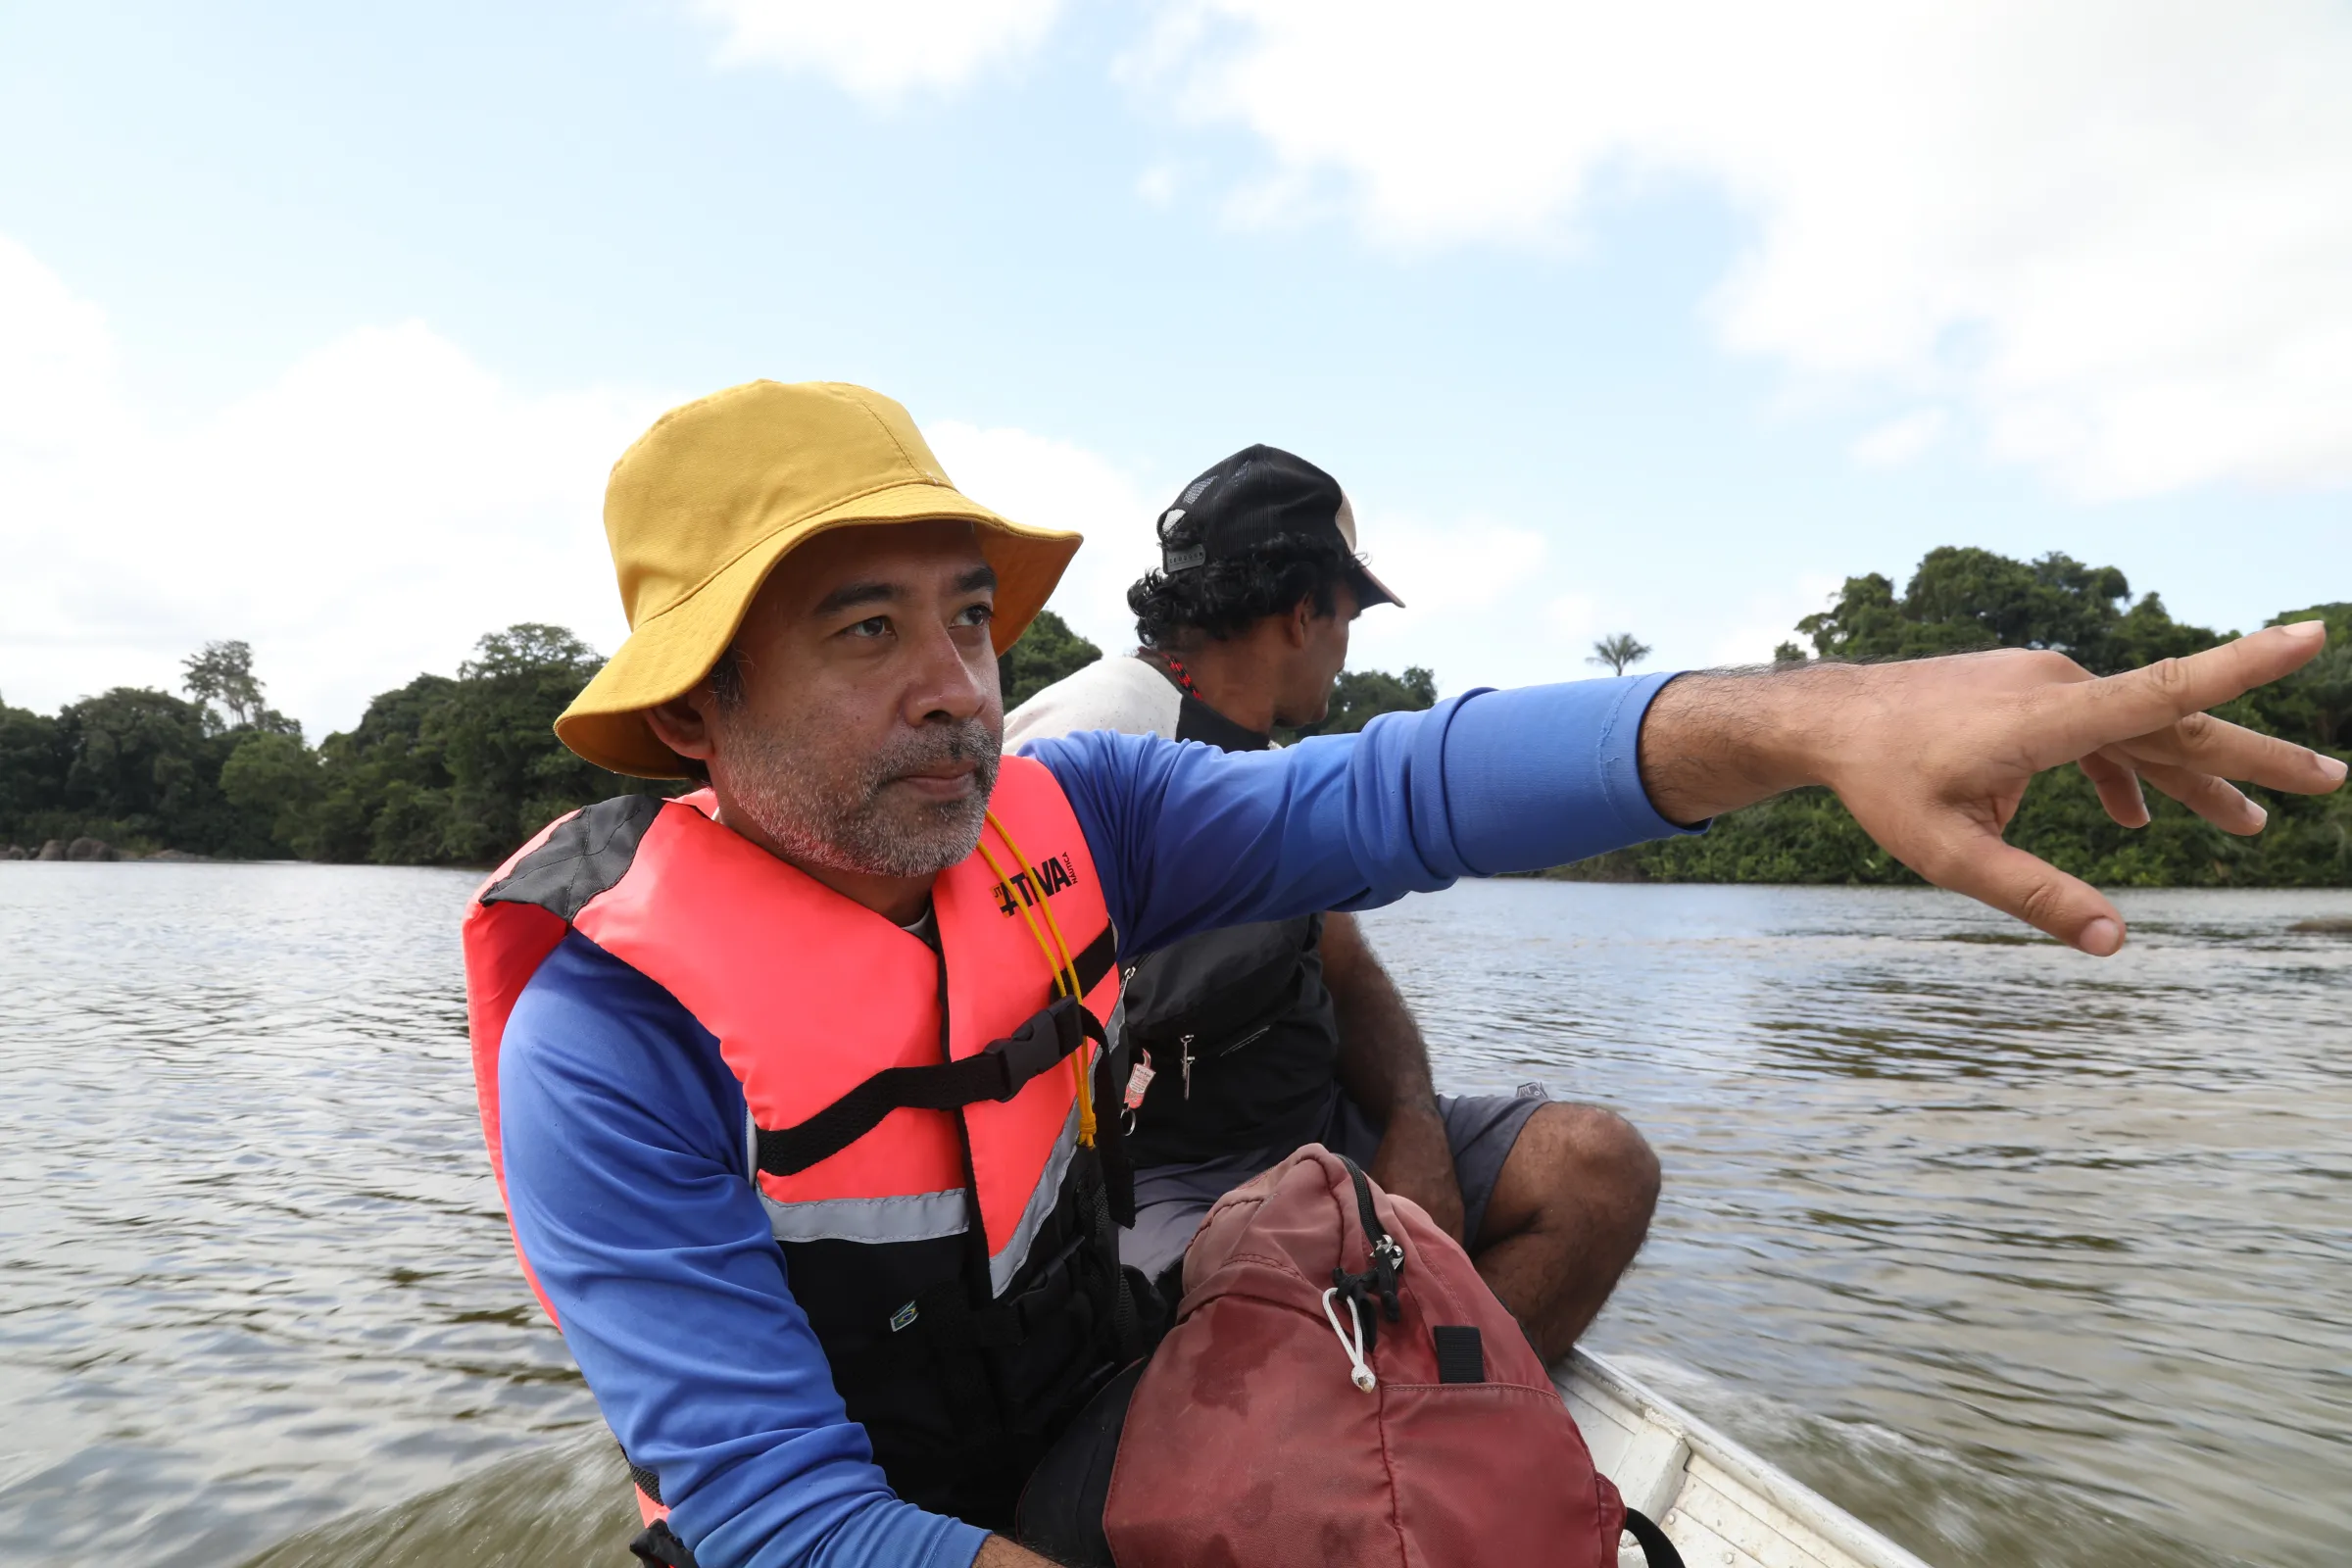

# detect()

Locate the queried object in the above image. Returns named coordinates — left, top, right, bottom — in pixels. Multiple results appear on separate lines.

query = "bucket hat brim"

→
left=556, top=479, right=1079, bottom=779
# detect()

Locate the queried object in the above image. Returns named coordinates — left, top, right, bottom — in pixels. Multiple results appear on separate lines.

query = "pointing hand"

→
left=1640, top=620, right=2347, bottom=955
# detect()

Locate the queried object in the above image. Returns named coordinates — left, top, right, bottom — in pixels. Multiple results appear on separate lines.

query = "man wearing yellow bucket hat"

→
left=462, top=379, right=2344, bottom=1568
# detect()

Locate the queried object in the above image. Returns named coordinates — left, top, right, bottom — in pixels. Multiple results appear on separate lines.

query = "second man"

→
left=1005, top=445, right=1661, bottom=1360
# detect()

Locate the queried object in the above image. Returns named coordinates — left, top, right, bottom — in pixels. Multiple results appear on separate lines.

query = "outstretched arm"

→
left=1033, top=672, right=1690, bottom=958
left=1637, top=620, right=2347, bottom=955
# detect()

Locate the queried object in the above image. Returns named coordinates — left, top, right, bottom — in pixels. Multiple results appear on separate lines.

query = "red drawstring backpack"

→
left=1018, top=1145, right=1682, bottom=1567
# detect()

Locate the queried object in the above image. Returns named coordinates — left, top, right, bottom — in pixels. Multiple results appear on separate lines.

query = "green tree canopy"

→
left=304, top=674, right=460, bottom=863
left=6, top=571, right=2340, bottom=879
left=1310, top=666, right=1438, bottom=735
left=1000, top=611, right=1102, bottom=710
left=431, top=624, right=663, bottom=864
left=1795, top=547, right=2224, bottom=675
left=2262, top=604, right=2352, bottom=752
left=0, top=700, right=65, bottom=837
left=182, top=640, right=267, bottom=732
left=1555, top=547, right=2346, bottom=888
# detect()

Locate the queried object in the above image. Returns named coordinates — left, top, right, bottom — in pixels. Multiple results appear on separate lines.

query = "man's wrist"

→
left=1638, top=663, right=1859, bottom=823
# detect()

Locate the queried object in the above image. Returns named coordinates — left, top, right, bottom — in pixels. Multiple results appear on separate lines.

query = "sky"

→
left=3, top=0, right=2348, bottom=736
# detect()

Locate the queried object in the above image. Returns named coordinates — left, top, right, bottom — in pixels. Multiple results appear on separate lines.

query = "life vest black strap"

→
left=757, top=997, right=1108, bottom=1178
left=1622, top=1506, right=1687, bottom=1568
left=628, top=1519, right=701, bottom=1568
left=1066, top=921, right=1117, bottom=999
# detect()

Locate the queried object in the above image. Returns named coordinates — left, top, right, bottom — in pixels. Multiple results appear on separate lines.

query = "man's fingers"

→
left=2108, top=711, right=2348, bottom=794
left=2134, top=760, right=2267, bottom=834
left=2033, top=622, right=2330, bottom=766
left=2079, top=751, right=2149, bottom=828
left=1911, top=823, right=2128, bottom=955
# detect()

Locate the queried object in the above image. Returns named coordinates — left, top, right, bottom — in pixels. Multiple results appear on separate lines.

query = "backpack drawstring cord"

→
left=1321, top=1287, right=1378, bottom=1393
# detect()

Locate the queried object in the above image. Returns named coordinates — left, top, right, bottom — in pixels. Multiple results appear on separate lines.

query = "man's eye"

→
left=955, top=603, right=995, bottom=628
left=846, top=616, right=890, bottom=639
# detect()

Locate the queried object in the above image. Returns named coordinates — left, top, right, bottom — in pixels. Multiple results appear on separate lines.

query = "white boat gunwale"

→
left=1559, top=1347, right=1938, bottom=1568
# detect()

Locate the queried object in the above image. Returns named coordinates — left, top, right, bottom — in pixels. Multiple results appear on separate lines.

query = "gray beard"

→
left=710, top=710, right=1001, bottom=880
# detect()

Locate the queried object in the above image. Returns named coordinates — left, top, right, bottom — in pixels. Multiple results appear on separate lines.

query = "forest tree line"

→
left=2, top=545, right=2344, bottom=882
left=1564, top=547, right=2351, bottom=887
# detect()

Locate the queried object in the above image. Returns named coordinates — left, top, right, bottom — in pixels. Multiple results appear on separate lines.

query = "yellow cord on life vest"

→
left=975, top=812, right=1097, bottom=1148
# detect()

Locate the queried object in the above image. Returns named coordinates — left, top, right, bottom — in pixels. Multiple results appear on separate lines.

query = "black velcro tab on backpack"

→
left=1433, top=1325, right=1485, bottom=1384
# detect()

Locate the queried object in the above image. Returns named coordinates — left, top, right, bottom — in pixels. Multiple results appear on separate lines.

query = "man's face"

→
left=1275, top=576, right=1362, bottom=728
left=702, top=519, right=1004, bottom=880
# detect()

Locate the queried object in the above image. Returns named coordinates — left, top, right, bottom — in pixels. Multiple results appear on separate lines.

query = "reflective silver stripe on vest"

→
left=760, top=1186, right=971, bottom=1246
left=742, top=1103, right=972, bottom=1245
left=738, top=1094, right=1083, bottom=1277
left=991, top=1099, right=1083, bottom=1298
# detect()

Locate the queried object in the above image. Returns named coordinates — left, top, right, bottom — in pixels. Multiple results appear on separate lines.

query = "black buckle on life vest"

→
left=754, top=998, right=1106, bottom=1179
left=979, top=998, right=1088, bottom=1102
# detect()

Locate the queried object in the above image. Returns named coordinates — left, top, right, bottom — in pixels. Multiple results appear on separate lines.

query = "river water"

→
left=1, top=863, right=2346, bottom=1568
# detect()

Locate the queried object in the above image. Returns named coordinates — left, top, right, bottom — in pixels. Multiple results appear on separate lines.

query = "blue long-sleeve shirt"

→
left=497, top=677, right=1689, bottom=1568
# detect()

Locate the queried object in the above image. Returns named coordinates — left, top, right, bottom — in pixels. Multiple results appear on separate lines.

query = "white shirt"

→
left=1005, top=653, right=1187, bottom=748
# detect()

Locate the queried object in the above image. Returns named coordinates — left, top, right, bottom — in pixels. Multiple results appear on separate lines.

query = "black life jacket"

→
left=1119, top=673, right=1343, bottom=1166
left=1118, top=914, right=1341, bottom=1165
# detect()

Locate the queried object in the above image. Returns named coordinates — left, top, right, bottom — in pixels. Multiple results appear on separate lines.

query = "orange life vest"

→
left=462, top=755, right=1145, bottom=1543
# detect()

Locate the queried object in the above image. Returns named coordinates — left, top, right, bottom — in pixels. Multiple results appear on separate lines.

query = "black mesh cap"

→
left=1155, top=445, right=1401, bottom=609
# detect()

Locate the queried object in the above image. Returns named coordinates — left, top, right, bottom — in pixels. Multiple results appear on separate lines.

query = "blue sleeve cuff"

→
left=1354, top=672, right=1702, bottom=888
left=1386, top=670, right=1698, bottom=878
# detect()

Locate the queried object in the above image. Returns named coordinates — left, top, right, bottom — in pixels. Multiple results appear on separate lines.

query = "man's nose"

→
left=903, top=618, right=990, bottom=724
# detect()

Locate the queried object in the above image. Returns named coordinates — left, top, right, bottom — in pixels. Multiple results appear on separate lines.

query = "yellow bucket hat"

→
left=556, top=379, right=1081, bottom=778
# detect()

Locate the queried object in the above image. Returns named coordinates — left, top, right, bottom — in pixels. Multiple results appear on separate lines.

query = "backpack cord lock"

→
left=1320, top=1286, right=1379, bottom=1392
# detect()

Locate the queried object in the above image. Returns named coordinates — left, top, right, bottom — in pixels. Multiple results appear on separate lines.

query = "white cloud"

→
left=0, top=235, right=666, bottom=734
left=692, top=0, right=1064, bottom=101
left=1851, top=408, right=1947, bottom=469
left=1137, top=0, right=2352, bottom=499
left=927, top=419, right=1167, bottom=658
left=1342, top=514, right=1564, bottom=693
left=1707, top=572, right=1845, bottom=667
left=0, top=236, right=113, bottom=458
left=1545, top=593, right=1598, bottom=646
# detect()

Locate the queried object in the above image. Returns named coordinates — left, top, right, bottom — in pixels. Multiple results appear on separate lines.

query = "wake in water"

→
left=1607, top=1354, right=2261, bottom=1568
left=237, top=1438, right=636, bottom=1568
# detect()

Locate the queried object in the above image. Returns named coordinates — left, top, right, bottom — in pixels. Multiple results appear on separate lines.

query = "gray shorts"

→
left=1120, top=1085, right=1550, bottom=1282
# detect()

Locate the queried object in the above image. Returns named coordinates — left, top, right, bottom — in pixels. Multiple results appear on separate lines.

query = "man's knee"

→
left=1490, top=1102, right=1660, bottom=1246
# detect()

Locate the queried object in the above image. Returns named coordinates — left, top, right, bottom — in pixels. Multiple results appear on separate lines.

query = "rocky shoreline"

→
left=1, top=838, right=211, bottom=862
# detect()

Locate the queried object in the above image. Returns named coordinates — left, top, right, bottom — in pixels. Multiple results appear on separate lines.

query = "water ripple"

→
left=2, top=867, right=2347, bottom=1566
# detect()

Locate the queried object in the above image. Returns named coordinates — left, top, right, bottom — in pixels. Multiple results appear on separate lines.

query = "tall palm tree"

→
left=1587, top=633, right=1652, bottom=676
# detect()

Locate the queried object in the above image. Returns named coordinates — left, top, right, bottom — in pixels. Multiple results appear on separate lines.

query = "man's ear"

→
left=644, top=690, right=718, bottom=766
left=1282, top=595, right=1318, bottom=649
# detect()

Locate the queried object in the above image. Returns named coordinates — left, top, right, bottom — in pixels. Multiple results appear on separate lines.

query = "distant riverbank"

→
left=2, top=836, right=214, bottom=862
left=1540, top=779, right=2352, bottom=888
left=7, top=551, right=2344, bottom=885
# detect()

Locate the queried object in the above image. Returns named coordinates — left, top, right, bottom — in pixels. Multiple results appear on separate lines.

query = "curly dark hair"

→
left=1129, top=531, right=1359, bottom=648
